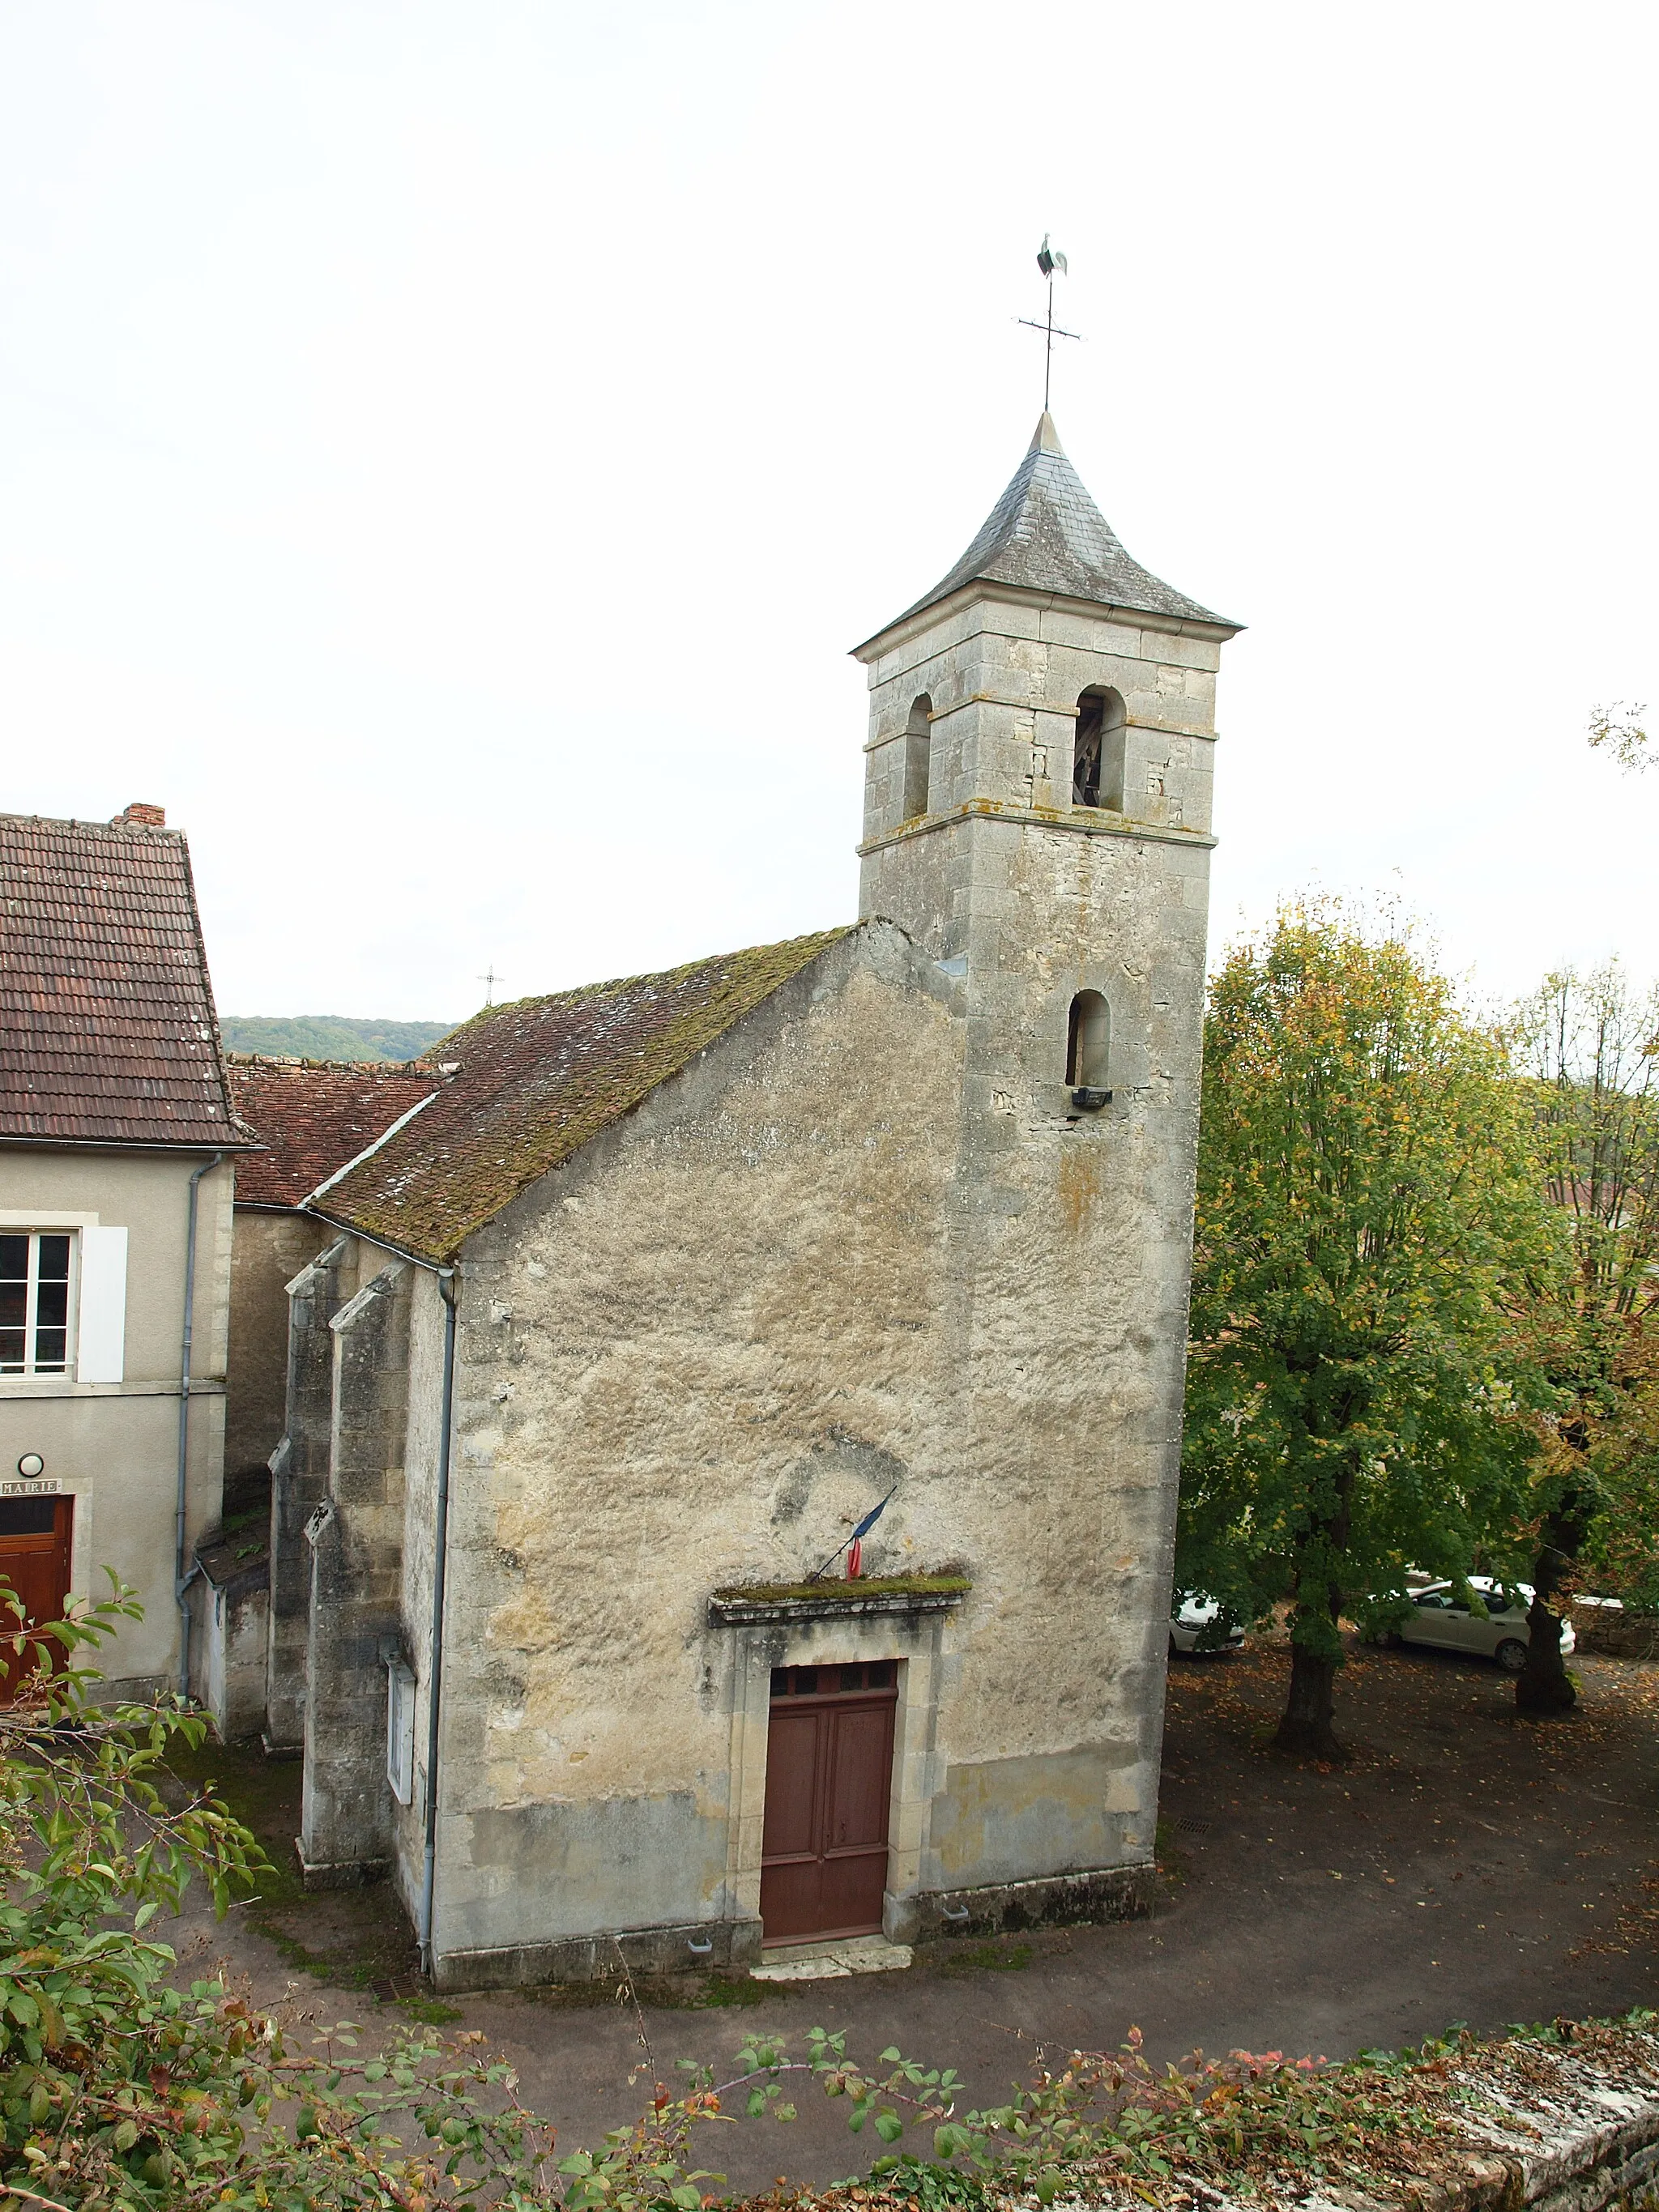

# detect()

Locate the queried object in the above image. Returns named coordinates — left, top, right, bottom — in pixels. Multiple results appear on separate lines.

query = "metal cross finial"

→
left=1017, top=234, right=1081, bottom=411
left=479, top=965, right=504, bottom=1008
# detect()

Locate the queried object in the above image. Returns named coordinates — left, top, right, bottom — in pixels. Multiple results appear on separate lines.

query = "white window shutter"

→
left=75, top=1226, right=128, bottom=1383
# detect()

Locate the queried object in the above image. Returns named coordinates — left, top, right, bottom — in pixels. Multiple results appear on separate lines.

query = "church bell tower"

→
left=854, top=410, right=1239, bottom=1131
left=851, top=420, right=1239, bottom=1844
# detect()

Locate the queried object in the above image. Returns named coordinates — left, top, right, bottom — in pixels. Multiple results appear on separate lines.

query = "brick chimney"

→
left=113, top=802, right=166, bottom=828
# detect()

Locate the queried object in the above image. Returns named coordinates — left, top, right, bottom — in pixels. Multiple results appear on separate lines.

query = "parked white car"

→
left=1169, top=1593, right=1245, bottom=1655
left=1397, top=1577, right=1575, bottom=1672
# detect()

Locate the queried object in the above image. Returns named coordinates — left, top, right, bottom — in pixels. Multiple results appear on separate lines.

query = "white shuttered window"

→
left=75, top=1227, right=128, bottom=1383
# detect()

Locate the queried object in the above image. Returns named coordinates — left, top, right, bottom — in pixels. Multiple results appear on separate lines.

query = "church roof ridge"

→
left=859, top=413, right=1238, bottom=648
left=310, top=924, right=856, bottom=1261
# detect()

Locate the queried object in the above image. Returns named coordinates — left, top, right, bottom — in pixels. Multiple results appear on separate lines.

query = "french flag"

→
left=844, top=1492, right=893, bottom=1580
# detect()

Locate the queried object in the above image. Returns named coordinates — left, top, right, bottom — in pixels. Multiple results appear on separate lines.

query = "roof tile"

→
left=227, top=1058, right=439, bottom=1207
left=0, top=812, right=243, bottom=1147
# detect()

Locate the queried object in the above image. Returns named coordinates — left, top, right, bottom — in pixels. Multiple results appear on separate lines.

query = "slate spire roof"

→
left=868, top=412, right=1236, bottom=642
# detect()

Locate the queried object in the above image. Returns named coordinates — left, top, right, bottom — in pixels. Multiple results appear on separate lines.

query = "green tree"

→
left=1507, top=961, right=1659, bottom=1712
left=1179, top=903, right=1555, bottom=1760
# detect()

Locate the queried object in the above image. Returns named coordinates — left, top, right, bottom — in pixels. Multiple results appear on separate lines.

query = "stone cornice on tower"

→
left=853, top=412, right=1241, bottom=662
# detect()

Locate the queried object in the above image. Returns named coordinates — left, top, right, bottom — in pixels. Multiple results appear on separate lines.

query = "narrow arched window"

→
left=1066, top=991, right=1111, bottom=1093
left=900, top=694, right=932, bottom=822
left=1073, top=687, right=1127, bottom=811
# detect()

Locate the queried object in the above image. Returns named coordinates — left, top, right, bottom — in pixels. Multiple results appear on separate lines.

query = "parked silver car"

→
left=1169, top=1593, right=1245, bottom=1655
left=1397, top=1576, right=1574, bottom=1672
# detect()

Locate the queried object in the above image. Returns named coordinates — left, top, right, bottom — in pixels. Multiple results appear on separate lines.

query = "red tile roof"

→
left=0, top=810, right=244, bottom=1147
left=227, top=1058, right=439, bottom=1207
left=316, top=927, right=853, bottom=1263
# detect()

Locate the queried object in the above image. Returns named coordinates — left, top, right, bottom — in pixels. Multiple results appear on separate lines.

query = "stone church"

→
left=269, top=412, right=1238, bottom=1988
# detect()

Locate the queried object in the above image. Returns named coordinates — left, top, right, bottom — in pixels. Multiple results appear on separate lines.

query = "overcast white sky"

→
left=2, top=2, right=1653, bottom=1023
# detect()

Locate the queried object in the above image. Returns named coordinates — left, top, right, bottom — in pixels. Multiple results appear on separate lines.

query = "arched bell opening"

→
left=1073, top=687, right=1127, bottom=812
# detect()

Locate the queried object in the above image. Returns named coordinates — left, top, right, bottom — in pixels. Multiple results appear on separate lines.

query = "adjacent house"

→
left=267, top=415, right=1239, bottom=1988
left=0, top=803, right=247, bottom=1703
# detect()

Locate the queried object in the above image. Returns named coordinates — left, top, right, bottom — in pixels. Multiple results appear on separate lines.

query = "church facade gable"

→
left=416, top=920, right=962, bottom=1980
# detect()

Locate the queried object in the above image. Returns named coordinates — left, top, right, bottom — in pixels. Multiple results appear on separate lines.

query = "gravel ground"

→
left=163, top=1637, right=1659, bottom=2193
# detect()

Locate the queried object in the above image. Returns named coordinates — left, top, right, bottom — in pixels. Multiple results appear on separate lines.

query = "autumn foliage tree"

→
left=1506, top=961, right=1659, bottom=1712
left=1179, top=904, right=1555, bottom=1761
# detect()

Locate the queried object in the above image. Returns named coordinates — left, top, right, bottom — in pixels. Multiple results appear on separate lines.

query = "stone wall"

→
left=1051, top=2021, right=1659, bottom=2212
left=227, top=1208, right=327, bottom=1479
left=859, top=597, right=1219, bottom=857
left=412, top=916, right=1183, bottom=1986
left=1572, top=1597, right=1659, bottom=1660
left=198, top=1545, right=269, bottom=1741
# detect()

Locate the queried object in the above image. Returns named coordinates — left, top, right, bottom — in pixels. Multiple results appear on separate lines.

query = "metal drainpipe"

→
left=176, top=1151, right=224, bottom=1699
left=418, top=1267, right=458, bottom=1981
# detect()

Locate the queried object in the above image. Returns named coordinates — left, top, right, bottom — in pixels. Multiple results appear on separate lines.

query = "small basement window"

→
left=1066, top=991, right=1111, bottom=1093
left=1073, top=688, right=1127, bottom=811
left=900, top=694, right=932, bottom=823
left=0, top=1234, right=74, bottom=1376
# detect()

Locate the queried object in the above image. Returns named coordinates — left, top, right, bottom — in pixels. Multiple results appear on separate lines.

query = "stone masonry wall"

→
left=855, top=591, right=1219, bottom=1943
left=413, top=912, right=1189, bottom=1985
left=227, top=1209, right=327, bottom=1480
left=1572, top=1598, right=1659, bottom=1660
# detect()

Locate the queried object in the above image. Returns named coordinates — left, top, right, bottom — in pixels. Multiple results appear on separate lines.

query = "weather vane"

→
left=1018, top=234, right=1081, bottom=412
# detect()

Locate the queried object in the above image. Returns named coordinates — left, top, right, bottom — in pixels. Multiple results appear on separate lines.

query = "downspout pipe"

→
left=176, top=1151, right=224, bottom=1699
left=418, top=1267, right=458, bottom=1980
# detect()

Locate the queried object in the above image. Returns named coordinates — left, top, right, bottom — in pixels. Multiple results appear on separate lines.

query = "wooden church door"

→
left=759, top=1662, right=896, bottom=1944
left=0, top=1496, right=74, bottom=1703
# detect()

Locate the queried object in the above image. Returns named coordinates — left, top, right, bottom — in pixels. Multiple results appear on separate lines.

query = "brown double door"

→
left=0, top=1496, right=73, bottom=1703
left=760, top=1661, right=896, bottom=1945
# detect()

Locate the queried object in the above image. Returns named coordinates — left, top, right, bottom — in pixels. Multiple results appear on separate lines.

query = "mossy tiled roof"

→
left=314, top=927, right=853, bottom=1262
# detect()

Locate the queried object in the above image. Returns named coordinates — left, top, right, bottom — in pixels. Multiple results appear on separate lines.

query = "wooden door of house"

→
left=759, top=1661, right=897, bottom=1945
left=0, top=1496, right=73, bottom=1704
